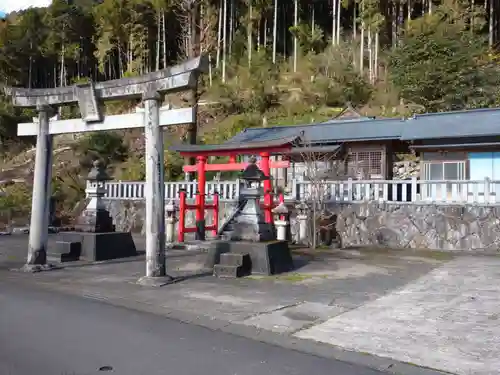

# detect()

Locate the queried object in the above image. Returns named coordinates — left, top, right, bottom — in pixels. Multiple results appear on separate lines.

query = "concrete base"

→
left=15, top=263, right=59, bottom=273
left=136, top=275, right=176, bottom=287
left=56, top=241, right=82, bottom=262
left=58, top=232, right=137, bottom=262
left=206, top=240, right=294, bottom=276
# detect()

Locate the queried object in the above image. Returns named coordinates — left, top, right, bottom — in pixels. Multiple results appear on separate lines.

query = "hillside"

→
left=1, top=0, right=500, bottom=223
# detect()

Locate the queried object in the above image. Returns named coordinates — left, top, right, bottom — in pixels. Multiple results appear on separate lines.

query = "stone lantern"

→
left=295, top=200, right=309, bottom=245
left=58, top=159, right=137, bottom=263
left=165, top=199, right=178, bottom=243
left=209, top=157, right=294, bottom=278
left=74, top=159, right=114, bottom=233
left=272, top=202, right=289, bottom=241
left=228, top=157, right=274, bottom=242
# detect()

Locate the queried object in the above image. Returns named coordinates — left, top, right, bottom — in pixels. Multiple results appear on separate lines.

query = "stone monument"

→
left=209, top=158, right=294, bottom=278
left=54, top=160, right=137, bottom=262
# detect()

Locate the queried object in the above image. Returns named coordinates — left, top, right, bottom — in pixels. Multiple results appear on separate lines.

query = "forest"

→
left=0, top=0, right=500, bottom=219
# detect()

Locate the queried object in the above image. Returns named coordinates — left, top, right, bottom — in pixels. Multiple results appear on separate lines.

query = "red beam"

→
left=183, top=160, right=290, bottom=173
left=178, top=146, right=292, bottom=157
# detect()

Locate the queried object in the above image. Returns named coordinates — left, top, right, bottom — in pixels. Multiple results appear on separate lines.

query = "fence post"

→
left=411, top=177, right=418, bottom=202
left=291, top=179, right=298, bottom=201
left=485, top=177, right=491, bottom=203
left=347, top=178, right=353, bottom=201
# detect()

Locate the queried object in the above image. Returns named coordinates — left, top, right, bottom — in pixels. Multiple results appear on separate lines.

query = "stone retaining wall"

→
left=105, top=200, right=237, bottom=239
left=329, top=202, right=500, bottom=252
left=105, top=199, right=500, bottom=252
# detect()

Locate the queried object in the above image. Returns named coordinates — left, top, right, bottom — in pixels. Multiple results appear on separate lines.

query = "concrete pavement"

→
left=3, top=235, right=500, bottom=374
left=0, top=281, right=383, bottom=375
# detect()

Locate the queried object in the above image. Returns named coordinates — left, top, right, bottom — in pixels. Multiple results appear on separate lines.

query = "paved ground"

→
left=0, top=281, right=384, bottom=375
left=3, top=235, right=500, bottom=374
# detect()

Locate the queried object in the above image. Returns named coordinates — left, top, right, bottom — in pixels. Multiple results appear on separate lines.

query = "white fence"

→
left=94, top=177, right=500, bottom=204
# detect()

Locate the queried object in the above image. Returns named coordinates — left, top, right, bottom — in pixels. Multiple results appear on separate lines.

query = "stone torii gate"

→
left=3, top=56, right=207, bottom=285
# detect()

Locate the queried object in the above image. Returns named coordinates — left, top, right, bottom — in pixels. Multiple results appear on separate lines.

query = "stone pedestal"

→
left=206, top=240, right=293, bottom=276
left=55, top=232, right=137, bottom=262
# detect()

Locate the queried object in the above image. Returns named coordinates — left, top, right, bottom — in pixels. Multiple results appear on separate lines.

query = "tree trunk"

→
left=336, top=0, right=341, bottom=44
left=229, top=0, right=234, bottom=55
left=162, top=10, right=167, bottom=69
left=332, top=0, right=337, bottom=45
left=264, top=17, right=268, bottom=48
left=359, top=13, right=364, bottom=73
left=489, top=0, right=494, bottom=48
left=222, top=0, right=228, bottom=82
left=190, top=2, right=200, bottom=58
left=156, top=11, right=160, bottom=71
left=353, top=0, right=357, bottom=40
left=273, top=0, right=278, bottom=63
left=374, top=31, right=379, bottom=81
left=216, top=0, right=223, bottom=68
left=368, top=27, right=373, bottom=83
left=248, top=3, right=253, bottom=67
left=293, top=0, right=298, bottom=72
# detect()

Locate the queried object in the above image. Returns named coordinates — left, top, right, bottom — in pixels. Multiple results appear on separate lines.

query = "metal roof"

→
left=170, top=135, right=300, bottom=154
left=224, top=107, right=500, bottom=146
left=226, top=117, right=405, bottom=145
left=401, top=108, right=500, bottom=141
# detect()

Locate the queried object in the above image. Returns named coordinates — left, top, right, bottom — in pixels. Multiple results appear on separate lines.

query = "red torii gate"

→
left=170, top=137, right=298, bottom=240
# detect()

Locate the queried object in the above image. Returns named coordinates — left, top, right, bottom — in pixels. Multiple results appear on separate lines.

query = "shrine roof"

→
left=401, top=107, right=500, bottom=140
left=225, top=117, right=405, bottom=145
left=169, top=135, right=300, bottom=155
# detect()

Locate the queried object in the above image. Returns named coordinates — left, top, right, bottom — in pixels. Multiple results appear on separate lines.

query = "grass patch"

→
left=247, top=272, right=330, bottom=283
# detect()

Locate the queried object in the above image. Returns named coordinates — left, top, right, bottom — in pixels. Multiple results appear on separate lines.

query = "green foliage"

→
left=389, top=2, right=500, bottom=111
left=210, top=51, right=280, bottom=115
left=52, top=168, right=86, bottom=218
left=0, top=183, right=31, bottom=224
left=289, top=23, right=327, bottom=54
left=73, top=132, right=128, bottom=169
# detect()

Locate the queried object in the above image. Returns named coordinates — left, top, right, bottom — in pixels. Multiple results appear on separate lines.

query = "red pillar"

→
left=260, top=152, right=272, bottom=224
left=196, top=155, right=207, bottom=240
left=212, top=192, right=219, bottom=236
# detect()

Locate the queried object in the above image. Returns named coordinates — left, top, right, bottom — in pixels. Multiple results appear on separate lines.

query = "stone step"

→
left=219, top=252, right=251, bottom=267
left=213, top=264, right=250, bottom=278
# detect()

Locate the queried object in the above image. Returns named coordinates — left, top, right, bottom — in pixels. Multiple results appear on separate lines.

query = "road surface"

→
left=0, top=282, right=384, bottom=375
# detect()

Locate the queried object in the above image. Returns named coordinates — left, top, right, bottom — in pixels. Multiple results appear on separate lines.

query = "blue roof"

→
left=226, top=107, right=500, bottom=145
left=226, top=117, right=406, bottom=145
left=400, top=108, right=500, bottom=140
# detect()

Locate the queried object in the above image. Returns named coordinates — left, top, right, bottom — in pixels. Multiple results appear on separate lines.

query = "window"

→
left=422, top=161, right=467, bottom=200
left=346, top=150, right=383, bottom=179
left=422, top=161, right=466, bottom=181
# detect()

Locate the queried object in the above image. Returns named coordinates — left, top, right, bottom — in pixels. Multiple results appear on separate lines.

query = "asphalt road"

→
left=0, top=282, right=384, bottom=375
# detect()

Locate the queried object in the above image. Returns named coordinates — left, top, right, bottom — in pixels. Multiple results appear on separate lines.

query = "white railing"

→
left=99, top=180, right=240, bottom=201
left=294, top=178, right=500, bottom=204
left=93, top=177, right=500, bottom=204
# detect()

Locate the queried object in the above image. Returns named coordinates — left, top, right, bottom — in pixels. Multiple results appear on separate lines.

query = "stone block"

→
left=219, top=252, right=251, bottom=268
left=55, top=241, right=82, bottom=262
left=60, top=232, right=137, bottom=261
left=213, top=264, right=250, bottom=278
